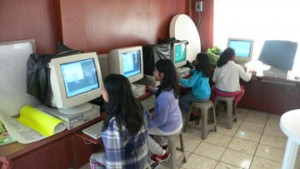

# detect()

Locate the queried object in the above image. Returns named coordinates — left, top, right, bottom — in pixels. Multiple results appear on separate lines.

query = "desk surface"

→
left=246, top=62, right=300, bottom=83
left=0, top=115, right=103, bottom=161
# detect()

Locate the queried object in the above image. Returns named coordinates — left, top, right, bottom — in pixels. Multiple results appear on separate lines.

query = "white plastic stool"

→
left=280, top=109, right=300, bottom=169
left=156, top=128, right=187, bottom=169
left=183, top=100, right=217, bottom=140
left=214, top=96, right=236, bottom=129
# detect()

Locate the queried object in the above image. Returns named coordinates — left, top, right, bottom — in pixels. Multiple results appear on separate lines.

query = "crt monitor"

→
left=50, top=52, right=103, bottom=114
left=228, top=38, right=254, bottom=64
left=108, top=46, right=144, bottom=83
left=171, top=42, right=187, bottom=68
left=258, top=40, right=298, bottom=71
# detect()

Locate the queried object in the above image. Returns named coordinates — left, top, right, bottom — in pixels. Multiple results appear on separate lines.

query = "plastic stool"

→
left=157, top=129, right=187, bottom=169
left=214, top=96, right=236, bottom=129
left=183, top=100, right=217, bottom=140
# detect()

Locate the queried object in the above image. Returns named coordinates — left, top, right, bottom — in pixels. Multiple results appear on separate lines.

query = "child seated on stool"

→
left=211, top=47, right=256, bottom=105
left=146, top=59, right=183, bottom=164
left=178, top=53, right=211, bottom=120
left=89, top=74, right=148, bottom=169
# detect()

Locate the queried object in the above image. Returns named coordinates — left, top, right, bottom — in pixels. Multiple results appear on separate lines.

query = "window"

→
left=214, top=0, right=300, bottom=72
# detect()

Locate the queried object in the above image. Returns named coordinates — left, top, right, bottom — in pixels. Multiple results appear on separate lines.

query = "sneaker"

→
left=150, top=152, right=170, bottom=163
left=161, top=145, right=168, bottom=152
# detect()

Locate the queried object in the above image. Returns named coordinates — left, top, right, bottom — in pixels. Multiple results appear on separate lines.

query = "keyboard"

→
left=82, top=120, right=104, bottom=140
left=141, top=95, right=155, bottom=110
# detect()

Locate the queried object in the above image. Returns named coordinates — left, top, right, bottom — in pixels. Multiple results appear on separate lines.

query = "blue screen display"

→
left=121, top=50, right=141, bottom=78
left=175, top=44, right=186, bottom=63
left=61, top=58, right=99, bottom=98
left=228, top=40, right=252, bottom=58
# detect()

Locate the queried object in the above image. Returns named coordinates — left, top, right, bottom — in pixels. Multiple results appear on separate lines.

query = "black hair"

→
left=194, top=53, right=211, bottom=77
left=217, top=47, right=235, bottom=67
left=102, top=74, right=144, bottom=135
left=155, top=59, right=179, bottom=98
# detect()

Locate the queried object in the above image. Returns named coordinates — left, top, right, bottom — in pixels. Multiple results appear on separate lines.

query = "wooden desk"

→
left=239, top=69, right=300, bottom=115
left=0, top=114, right=104, bottom=169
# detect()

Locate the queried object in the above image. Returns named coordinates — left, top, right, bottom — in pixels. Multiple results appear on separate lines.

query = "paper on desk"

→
left=0, top=112, right=45, bottom=144
left=16, top=105, right=66, bottom=136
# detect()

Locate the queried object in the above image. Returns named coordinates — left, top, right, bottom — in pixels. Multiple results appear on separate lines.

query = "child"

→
left=146, top=59, right=183, bottom=163
left=178, top=53, right=211, bottom=119
left=89, top=74, right=148, bottom=169
left=211, top=47, right=256, bottom=105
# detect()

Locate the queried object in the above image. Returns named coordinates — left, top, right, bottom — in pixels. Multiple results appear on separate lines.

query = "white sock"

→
left=161, top=149, right=166, bottom=155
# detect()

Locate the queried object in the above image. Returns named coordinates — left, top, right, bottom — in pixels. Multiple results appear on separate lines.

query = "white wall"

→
left=214, top=0, right=300, bottom=73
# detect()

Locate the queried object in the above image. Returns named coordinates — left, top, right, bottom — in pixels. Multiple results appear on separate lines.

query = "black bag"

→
left=143, top=43, right=171, bottom=76
left=143, top=38, right=188, bottom=76
left=26, top=43, right=83, bottom=106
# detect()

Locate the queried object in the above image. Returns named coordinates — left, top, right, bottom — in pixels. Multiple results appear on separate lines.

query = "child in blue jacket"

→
left=179, top=53, right=211, bottom=119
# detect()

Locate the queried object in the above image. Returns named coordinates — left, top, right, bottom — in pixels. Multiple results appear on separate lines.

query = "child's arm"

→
left=146, top=85, right=158, bottom=94
left=179, top=71, right=199, bottom=87
left=238, top=65, right=252, bottom=82
left=148, top=94, right=169, bottom=128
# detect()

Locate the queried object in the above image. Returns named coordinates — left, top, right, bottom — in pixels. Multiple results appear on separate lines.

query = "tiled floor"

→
left=171, top=107, right=300, bottom=169
left=81, top=107, right=300, bottom=169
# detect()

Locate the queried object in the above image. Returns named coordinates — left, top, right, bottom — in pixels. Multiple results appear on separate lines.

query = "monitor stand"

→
left=176, top=67, right=190, bottom=77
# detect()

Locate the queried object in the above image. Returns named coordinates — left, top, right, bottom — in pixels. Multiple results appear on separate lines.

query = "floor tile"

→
left=239, top=121, right=265, bottom=133
left=215, top=162, right=243, bottom=169
left=247, top=110, right=269, bottom=118
left=178, top=137, right=201, bottom=152
left=235, top=129, right=262, bottom=143
left=220, top=149, right=253, bottom=169
left=260, top=134, right=287, bottom=149
left=183, top=128, right=202, bottom=141
left=193, top=142, right=226, bottom=160
left=268, top=114, right=281, bottom=120
left=255, top=144, right=285, bottom=163
left=249, top=156, right=281, bottom=169
left=244, top=113, right=268, bottom=125
left=228, top=137, right=258, bottom=155
left=203, top=132, right=233, bottom=147
left=216, top=125, right=238, bottom=137
left=181, top=153, right=217, bottom=169
left=263, top=125, right=286, bottom=138
left=265, top=117, right=280, bottom=128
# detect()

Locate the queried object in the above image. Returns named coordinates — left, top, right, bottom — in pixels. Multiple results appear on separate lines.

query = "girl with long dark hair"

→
left=89, top=74, right=148, bottom=169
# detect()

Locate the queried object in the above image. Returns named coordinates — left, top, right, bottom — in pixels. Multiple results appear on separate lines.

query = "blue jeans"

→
left=179, top=93, right=209, bottom=113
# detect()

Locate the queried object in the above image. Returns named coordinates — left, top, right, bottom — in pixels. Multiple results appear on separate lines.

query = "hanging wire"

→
left=197, top=11, right=202, bottom=27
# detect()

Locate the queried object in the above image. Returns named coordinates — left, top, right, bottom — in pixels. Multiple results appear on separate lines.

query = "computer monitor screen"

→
left=171, top=42, right=187, bottom=68
left=108, top=46, right=144, bottom=83
left=228, top=38, right=253, bottom=63
left=50, top=52, right=103, bottom=114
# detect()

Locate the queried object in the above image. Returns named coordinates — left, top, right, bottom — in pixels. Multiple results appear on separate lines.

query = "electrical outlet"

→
left=195, top=1, right=203, bottom=12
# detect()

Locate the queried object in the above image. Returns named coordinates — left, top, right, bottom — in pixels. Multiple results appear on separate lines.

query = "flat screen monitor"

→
left=258, top=40, right=298, bottom=71
left=108, top=46, right=144, bottom=83
left=171, top=42, right=187, bottom=68
left=228, top=38, right=254, bottom=64
left=50, top=52, right=103, bottom=114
